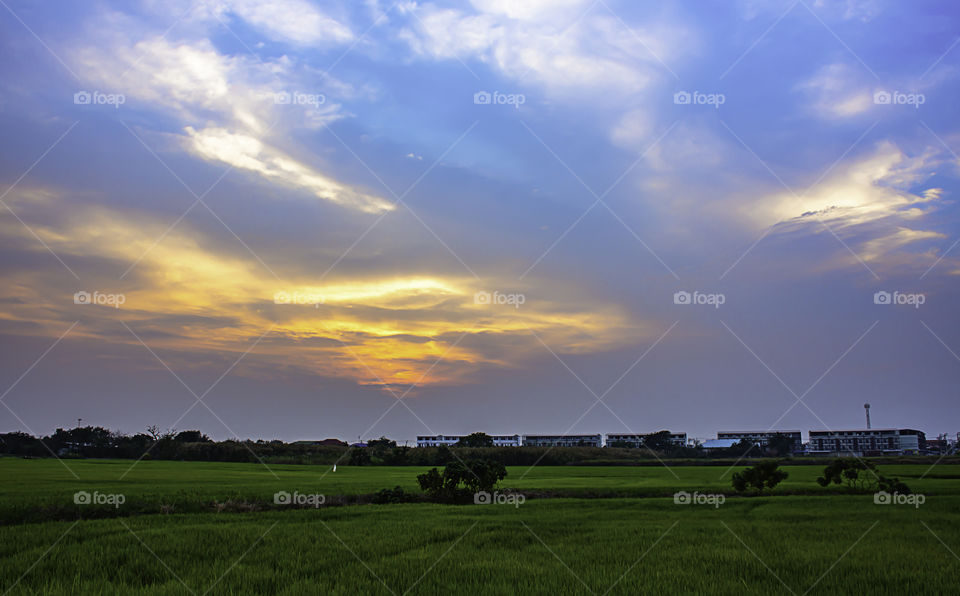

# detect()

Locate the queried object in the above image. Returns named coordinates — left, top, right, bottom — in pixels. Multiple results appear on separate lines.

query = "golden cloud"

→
left=0, top=198, right=644, bottom=391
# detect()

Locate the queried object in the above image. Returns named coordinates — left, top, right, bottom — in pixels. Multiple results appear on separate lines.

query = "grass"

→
left=2, top=457, right=959, bottom=594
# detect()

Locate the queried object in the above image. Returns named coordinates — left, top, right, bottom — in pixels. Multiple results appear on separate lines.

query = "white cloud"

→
left=797, top=63, right=873, bottom=119
left=756, top=142, right=940, bottom=229
left=860, top=227, right=945, bottom=261
left=185, top=127, right=395, bottom=213
left=468, top=0, right=588, bottom=22
left=73, top=30, right=389, bottom=213
left=219, top=0, right=354, bottom=45
left=401, top=2, right=687, bottom=102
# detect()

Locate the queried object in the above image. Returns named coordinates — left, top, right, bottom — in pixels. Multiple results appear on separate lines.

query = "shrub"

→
left=417, top=458, right=507, bottom=502
left=732, top=460, right=788, bottom=494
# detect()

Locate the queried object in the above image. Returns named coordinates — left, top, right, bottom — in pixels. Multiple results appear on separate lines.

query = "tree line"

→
left=0, top=428, right=796, bottom=465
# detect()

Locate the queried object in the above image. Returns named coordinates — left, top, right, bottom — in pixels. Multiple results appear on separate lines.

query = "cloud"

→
left=860, top=227, right=946, bottom=261
left=400, top=2, right=688, bottom=102
left=747, top=142, right=951, bottom=273
left=72, top=31, right=389, bottom=213
left=184, top=127, right=395, bottom=213
left=797, top=63, right=873, bottom=119
left=217, top=0, right=354, bottom=46
left=0, top=195, right=645, bottom=390
left=763, top=142, right=940, bottom=229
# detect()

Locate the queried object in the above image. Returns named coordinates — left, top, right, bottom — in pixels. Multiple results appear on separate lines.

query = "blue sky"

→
left=1, top=0, right=959, bottom=443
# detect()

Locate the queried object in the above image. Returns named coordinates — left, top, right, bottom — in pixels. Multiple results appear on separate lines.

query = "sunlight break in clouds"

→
left=0, top=196, right=640, bottom=390
left=73, top=33, right=391, bottom=213
left=185, top=127, right=395, bottom=213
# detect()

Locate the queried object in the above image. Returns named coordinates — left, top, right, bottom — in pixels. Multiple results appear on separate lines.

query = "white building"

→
left=606, top=432, right=688, bottom=448
left=416, top=434, right=522, bottom=447
left=416, top=435, right=461, bottom=447
left=807, top=429, right=926, bottom=456
left=522, top=434, right=603, bottom=448
left=717, top=431, right=802, bottom=451
left=701, top=438, right=741, bottom=451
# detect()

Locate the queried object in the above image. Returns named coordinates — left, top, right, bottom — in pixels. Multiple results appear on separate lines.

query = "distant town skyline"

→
left=1, top=1, right=959, bottom=445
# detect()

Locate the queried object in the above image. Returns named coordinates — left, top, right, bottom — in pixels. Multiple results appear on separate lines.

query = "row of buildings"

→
left=415, top=433, right=685, bottom=449
left=416, top=428, right=943, bottom=456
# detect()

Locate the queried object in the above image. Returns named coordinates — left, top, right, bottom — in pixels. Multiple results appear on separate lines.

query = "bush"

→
left=417, top=458, right=507, bottom=502
left=371, top=486, right=411, bottom=504
left=732, top=460, right=788, bottom=494
left=816, top=459, right=910, bottom=494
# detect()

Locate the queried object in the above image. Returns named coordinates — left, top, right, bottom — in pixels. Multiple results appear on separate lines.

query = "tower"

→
left=864, top=403, right=871, bottom=430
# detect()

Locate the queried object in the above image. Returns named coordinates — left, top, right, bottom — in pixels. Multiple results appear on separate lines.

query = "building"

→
left=717, top=431, right=802, bottom=451
left=416, top=434, right=522, bottom=448
left=606, top=432, right=688, bottom=448
left=701, top=438, right=741, bottom=451
left=807, top=429, right=926, bottom=456
left=522, top=434, right=603, bottom=448
left=416, top=435, right=462, bottom=447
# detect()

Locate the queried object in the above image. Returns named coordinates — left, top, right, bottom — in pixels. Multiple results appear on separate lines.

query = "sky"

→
left=0, top=0, right=958, bottom=444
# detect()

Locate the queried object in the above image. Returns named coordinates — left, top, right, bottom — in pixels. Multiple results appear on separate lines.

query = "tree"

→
left=367, top=437, right=397, bottom=449
left=174, top=430, right=210, bottom=443
left=816, top=459, right=910, bottom=493
left=347, top=447, right=370, bottom=466
left=766, top=433, right=796, bottom=457
left=366, top=437, right=398, bottom=464
left=816, top=459, right=877, bottom=491
left=642, top=431, right=675, bottom=452
left=455, top=432, right=494, bottom=448
left=417, top=458, right=507, bottom=502
left=732, top=460, right=788, bottom=494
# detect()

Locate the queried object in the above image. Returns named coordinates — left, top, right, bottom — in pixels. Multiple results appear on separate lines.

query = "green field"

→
left=2, top=458, right=958, bottom=594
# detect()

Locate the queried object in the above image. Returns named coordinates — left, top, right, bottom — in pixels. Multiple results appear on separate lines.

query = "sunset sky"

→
left=1, top=0, right=958, bottom=444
